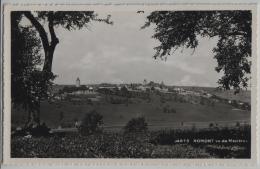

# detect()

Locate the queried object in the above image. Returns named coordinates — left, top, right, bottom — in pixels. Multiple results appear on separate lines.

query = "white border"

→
left=2, top=3, right=259, bottom=167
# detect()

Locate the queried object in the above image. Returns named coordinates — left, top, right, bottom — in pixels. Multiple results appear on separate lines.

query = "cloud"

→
left=51, top=11, right=221, bottom=87
left=176, top=75, right=196, bottom=86
left=162, top=60, right=204, bottom=75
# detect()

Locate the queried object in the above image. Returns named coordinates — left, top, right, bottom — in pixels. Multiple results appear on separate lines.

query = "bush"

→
left=209, top=123, right=214, bottom=128
left=78, top=110, right=103, bottom=135
left=124, top=117, right=148, bottom=133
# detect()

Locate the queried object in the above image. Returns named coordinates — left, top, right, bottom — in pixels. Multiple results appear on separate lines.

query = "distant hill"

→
left=52, top=84, right=251, bottom=104
left=210, top=90, right=250, bottom=104
left=171, top=86, right=250, bottom=104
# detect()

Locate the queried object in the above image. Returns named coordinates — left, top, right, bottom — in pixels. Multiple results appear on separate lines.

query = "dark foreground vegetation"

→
left=11, top=125, right=250, bottom=158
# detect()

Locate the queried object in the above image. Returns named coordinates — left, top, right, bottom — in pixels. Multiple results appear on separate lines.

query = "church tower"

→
left=161, top=81, right=165, bottom=86
left=143, top=79, right=147, bottom=86
left=76, top=77, right=80, bottom=87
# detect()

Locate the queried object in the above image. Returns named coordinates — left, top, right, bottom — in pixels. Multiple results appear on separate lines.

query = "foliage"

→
left=209, top=123, right=214, bottom=128
left=36, top=11, right=113, bottom=30
left=11, top=133, right=154, bottom=158
left=11, top=12, right=41, bottom=109
left=120, top=86, right=130, bottom=97
left=12, top=10, right=112, bottom=124
left=11, top=126, right=250, bottom=158
left=78, top=110, right=103, bottom=135
left=124, top=117, right=148, bottom=133
left=143, top=11, right=251, bottom=92
left=22, top=11, right=112, bottom=72
left=12, top=133, right=204, bottom=158
left=11, top=12, right=56, bottom=125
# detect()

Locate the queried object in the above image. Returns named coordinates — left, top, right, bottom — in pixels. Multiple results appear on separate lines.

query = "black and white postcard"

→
left=1, top=3, right=259, bottom=167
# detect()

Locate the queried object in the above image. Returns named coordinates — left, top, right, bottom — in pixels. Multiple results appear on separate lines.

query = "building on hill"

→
left=147, top=81, right=156, bottom=87
left=173, top=87, right=184, bottom=93
left=160, top=81, right=165, bottom=87
left=76, top=77, right=80, bottom=87
left=136, top=85, right=147, bottom=91
left=60, top=85, right=96, bottom=96
left=88, top=86, right=94, bottom=92
left=143, top=79, right=147, bottom=86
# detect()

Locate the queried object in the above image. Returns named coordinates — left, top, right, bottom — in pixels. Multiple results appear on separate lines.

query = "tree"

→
left=12, top=11, right=112, bottom=126
left=11, top=12, right=55, bottom=126
left=22, top=11, right=112, bottom=73
left=78, top=110, right=103, bottom=135
left=124, top=116, right=148, bottom=133
left=142, top=11, right=251, bottom=93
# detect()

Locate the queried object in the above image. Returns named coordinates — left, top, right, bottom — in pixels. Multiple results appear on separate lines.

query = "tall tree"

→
left=12, top=11, right=112, bottom=126
left=11, top=12, right=55, bottom=126
left=142, top=11, right=251, bottom=93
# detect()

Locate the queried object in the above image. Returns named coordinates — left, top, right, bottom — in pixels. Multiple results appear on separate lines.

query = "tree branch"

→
left=23, top=11, right=49, bottom=51
left=225, top=31, right=247, bottom=37
left=39, top=12, right=59, bottom=72
left=48, top=12, right=59, bottom=48
left=24, top=11, right=59, bottom=73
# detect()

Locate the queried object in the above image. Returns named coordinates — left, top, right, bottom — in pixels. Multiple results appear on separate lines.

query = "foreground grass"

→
left=11, top=127, right=250, bottom=158
left=11, top=133, right=212, bottom=158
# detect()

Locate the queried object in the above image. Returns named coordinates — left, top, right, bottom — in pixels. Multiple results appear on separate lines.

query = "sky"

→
left=50, top=11, right=222, bottom=86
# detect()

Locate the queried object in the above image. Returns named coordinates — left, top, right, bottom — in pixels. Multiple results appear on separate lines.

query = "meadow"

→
left=11, top=88, right=251, bottom=158
left=12, top=89, right=250, bottom=130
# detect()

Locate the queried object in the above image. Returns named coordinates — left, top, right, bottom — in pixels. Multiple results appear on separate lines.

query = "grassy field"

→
left=211, top=90, right=251, bottom=103
left=11, top=89, right=251, bottom=158
left=12, top=90, right=250, bottom=130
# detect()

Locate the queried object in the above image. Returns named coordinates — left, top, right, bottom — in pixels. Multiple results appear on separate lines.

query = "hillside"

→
left=12, top=91, right=250, bottom=130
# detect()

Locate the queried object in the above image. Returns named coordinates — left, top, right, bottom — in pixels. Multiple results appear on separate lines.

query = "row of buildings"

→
left=50, top=77, right=250, bottom=110
left=53, top=77, right=213, bottom=98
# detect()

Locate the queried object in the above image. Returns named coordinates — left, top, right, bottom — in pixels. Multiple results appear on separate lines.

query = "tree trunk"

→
left=25, top=109, right=40, bottom=128
left=24, top=11, right=58, bottom=73
left=23, top=11, right=59, bottom=126
left=43, top=47, right=55, bottom=72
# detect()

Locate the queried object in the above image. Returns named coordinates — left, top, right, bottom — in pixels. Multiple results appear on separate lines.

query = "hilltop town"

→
left=50, top=77, right=250, bottom=111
